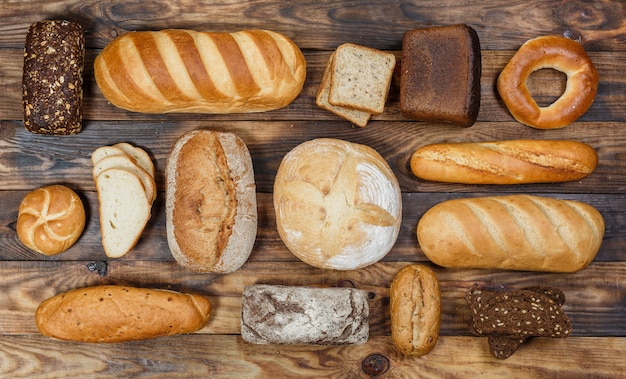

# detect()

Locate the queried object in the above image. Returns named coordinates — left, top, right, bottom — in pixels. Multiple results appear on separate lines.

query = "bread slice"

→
left=93, top=155, right=156, bottom=203
left=96, top=168, right=151, bottom=258
left=91, top=145, right=127, bottom=166
left=328, top=43, right=396, bottom=114
left=316, top=52, right=371, bottom=127
left=113, top=142, right=155, bottom=178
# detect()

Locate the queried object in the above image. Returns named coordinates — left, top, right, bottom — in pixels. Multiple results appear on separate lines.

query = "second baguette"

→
left=417, top=195, right=604, bottom=272
left=410, top=139, right=598, bottom=184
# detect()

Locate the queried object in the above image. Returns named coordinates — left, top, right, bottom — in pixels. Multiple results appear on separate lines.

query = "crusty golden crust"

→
left=497, top=35, right=598, bottom=129
left=417, top=195, right=605, bottom=272
left=35, top=285, right=212, bottom=342
left=390, top=264, right=441, bottom=356
left=94, top=29, right=306, bottom=114
left=410, top=139, right=598, bottom=184
left=17, top=185, right=85, bottom=255
left=166, top=130, right=257, bottom=273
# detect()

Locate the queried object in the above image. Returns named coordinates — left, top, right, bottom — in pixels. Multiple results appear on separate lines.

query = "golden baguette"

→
left=410, top=140, right=598, bottom=184
left=94, top=29, right=306, bottom=113
left=417, top=195, right=604, bottom=272
left=35, top=285, right=212, bottom=342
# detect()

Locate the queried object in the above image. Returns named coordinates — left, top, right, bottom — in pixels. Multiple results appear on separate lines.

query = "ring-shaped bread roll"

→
left=497, top=35, right=598, bottom=129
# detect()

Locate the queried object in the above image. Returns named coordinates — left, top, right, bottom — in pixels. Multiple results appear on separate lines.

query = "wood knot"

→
left=361, top=353, right=390, bottom=376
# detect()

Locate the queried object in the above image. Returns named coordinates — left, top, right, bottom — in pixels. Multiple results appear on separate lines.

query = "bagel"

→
left=497, top=35, right=598, bottom=129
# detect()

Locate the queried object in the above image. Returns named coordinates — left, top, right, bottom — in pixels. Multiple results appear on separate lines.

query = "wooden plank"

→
left=1, top=191, right=626, bottom=263
left=0, top=335, right=624, bottom=378
left=0, top=0, right=625, bottom=51
left=1, top=261, right=623, bottom=337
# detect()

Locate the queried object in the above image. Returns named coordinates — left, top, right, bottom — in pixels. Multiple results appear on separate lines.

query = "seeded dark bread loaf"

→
left=417, top=195, right=605, bottom=272
left=390, top=265, right=441, bottom=356
left=400, top=24, right=481, bottom=127
left=241, top=284, right=369, bottom=345
left=23, top=20, right=84, bottom=134
left=166, top=130, right=257, bottom=273
left=35, top=285, right=212, bottom=342
left=410, top=140, right=598, bottom=184
left=467, top=286, right=571, bottom=359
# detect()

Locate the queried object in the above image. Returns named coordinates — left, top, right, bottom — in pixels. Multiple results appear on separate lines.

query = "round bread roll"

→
left=17, top=185, right=85, bottom=255
left=166, top=130, right=257, bottom=273
left=273, top=138, right=402, bottom=270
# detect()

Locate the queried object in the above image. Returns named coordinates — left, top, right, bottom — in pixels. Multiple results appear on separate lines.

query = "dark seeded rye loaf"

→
left=23, top=20, right=84, bottom=135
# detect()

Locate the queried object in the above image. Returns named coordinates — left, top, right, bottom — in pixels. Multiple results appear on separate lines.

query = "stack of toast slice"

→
left=92, top=142, right=156, bottom=258
left=316, top=43, right=396, bottom=127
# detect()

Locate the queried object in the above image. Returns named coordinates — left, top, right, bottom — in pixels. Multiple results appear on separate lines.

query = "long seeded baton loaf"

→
left=410, top=139, right=598, bottom=184
left=35, top=285, right=212, bottom=342
left=94, top=29, right=306, bottom=113
left=417, top=194, right=605, bottom=272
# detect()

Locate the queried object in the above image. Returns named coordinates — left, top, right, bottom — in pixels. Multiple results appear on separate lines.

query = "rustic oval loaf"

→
left=390, top=264, right=441, bottom=356
left=166, top=130, right=257, bottom=273
left=417, top=195, right=604, bottom=272
left=94, top=29, right=307, bottom=113
left=410, top=139, right=598, bottom=184
left=35, top=285, right=212, bottom=342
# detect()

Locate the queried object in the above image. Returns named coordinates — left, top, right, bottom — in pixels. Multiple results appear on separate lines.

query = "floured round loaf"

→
left=166, top=130, right=257, bottom=273
left=273, top=138, right=402, bottom=270
left=241, top=284, right=369, bottom=345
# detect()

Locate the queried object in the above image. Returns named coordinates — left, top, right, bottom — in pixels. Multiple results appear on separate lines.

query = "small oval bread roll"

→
left=417, top=195, right=605, bottom=272
left=273, top=138, right=402, bottom=270
left=35, top=285, right=212, bottom=342
left=17, top=185, right=85, bottom=255
left=166, top=130, right=257, bottom=273
left=390, top=264, right=441, bottom=356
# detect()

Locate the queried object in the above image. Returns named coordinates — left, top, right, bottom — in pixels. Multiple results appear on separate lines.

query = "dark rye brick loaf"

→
left=23, top=20, right=84, bottom=135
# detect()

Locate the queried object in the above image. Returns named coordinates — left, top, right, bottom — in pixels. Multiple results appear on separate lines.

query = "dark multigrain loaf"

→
left=22, top=20, right=84, bottom=135
left=400, top=24, right=481, bottom=127
left=467, top=286, right=572, bottom=359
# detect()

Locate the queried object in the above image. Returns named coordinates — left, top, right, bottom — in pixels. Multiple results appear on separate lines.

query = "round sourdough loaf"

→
left=273, top=138, right=402, bottom=270
left=166, top=130, right=257, bottom=273
left=17, top=185, right=85, bottom=255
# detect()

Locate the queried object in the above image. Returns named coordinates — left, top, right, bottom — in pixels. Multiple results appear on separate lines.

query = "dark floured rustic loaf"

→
left=400, top=24, right=481, bottom=127
left=23, top=20, right=84, bottom=134
left=241, top=284, right=369, bottom=345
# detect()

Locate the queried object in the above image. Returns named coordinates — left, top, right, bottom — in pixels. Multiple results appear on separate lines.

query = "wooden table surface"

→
left=1, top=0, right=625, bottom=378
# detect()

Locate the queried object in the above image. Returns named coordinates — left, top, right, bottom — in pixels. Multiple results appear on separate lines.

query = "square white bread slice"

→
left=316, top=52, right=371, bottom=127
left=113, top=142, right=155, bottom=178
left=93, top=155, right=156, bottom=203
left=328, top=43, right=396, bottom=115
left=96, top=168, right=151, bottom=258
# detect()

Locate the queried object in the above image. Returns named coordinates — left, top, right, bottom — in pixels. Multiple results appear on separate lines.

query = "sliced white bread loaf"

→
left=93, top=155, right=156, bottom=203
left=96, top=168, right=152, bottom=258
left=113, top=142, right=155, bottom=178
left=328, top=43, right=396, bottom=115
left=316, top=52, right=371, bottom=127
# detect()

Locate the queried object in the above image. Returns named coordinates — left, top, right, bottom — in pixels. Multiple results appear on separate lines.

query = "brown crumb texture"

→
left=466, top=286, right=571, bottom=359
left=400, top=24, right=481, bottom=127
left=23, top=20, right=84, bottom=135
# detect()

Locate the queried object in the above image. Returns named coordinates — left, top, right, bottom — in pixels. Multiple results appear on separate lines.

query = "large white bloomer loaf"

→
left=94, top=29, right=306, bottom=113
left=417, top=195, right=604, bottom=272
